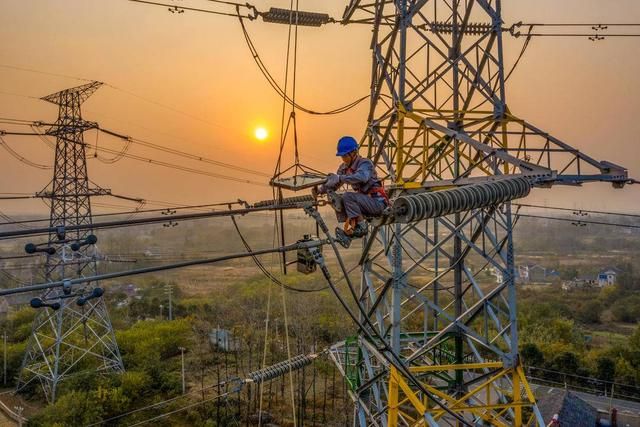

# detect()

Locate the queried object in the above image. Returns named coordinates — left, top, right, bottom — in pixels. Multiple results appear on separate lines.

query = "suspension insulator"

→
left=393, top=177, right=532, bottom=223
left=427, top=21, right=494, bottom=35
left=253, top=194, right=315, bottom=209
left=247, top=354, right=316, bottom=384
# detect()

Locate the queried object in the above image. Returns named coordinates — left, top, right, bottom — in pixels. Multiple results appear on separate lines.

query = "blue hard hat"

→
left=336, top=136, right=358, bottom=156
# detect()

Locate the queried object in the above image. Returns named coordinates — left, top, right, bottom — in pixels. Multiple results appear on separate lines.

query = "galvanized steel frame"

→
left=330, top=0, right=627, bottom=425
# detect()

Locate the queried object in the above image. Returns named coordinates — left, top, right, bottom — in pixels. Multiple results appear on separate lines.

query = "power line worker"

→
left=315, top=136, right=389, bottom=248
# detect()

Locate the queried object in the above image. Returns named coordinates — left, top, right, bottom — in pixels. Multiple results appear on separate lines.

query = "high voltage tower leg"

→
left=329, top=1, right=629, bottom=426
left=17, top=82, right=123, bottom=402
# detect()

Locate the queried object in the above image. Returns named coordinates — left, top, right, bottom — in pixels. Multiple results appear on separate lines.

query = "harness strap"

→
left=368, top=185, right=389, bottom=205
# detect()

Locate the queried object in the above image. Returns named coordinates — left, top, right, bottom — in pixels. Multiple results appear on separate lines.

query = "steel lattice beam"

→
left=328, top=1, right=629, bottom=426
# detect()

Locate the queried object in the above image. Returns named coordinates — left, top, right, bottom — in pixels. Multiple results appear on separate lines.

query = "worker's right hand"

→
left=325, top=173, right=340, bottom=189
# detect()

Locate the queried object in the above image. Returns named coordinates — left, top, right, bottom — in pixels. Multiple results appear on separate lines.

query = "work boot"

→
left=352, top=221, right=369, bottom=238
left=334, top=227, right=351, bottom=249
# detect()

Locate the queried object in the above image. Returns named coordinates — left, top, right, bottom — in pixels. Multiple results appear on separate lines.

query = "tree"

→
left=576, top=300, right=603, bottom=324
left=616, top=263, right=636, bottom=291
left=29, top=390, right=104, bottom=426
left=520, top=343, right=544, bottom=367
left=596, top=356, right=616, bottom=382
left=611, top=296, right=640, bottom=323
left=549, top=351, right=580, bottom=374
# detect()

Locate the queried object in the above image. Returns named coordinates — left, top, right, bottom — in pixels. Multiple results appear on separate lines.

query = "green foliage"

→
left=116, top=319, right=190, bottom=369
left=611, top=295, right=640, bottom=322
left=519, top=302, right=584, bottom=356
left=120, top=371, right=151, bottom=397
left=575, top=300, right=602, bottom=324
left=29, top=390, right=104, bottom=426
left=596, top=356, right=616, bottom=382
left=520, top=343, right=544, bottom=367
left=9, top=307, right=37, bottom=342
left=548, top=351, right=580, bottom=374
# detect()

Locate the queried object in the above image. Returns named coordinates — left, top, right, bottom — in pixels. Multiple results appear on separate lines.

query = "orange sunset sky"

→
left=1, top=0, right=639, bottom=215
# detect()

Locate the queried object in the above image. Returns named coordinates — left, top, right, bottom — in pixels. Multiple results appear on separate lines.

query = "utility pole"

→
left=16, top=82, right=124, bottom=402
left=179, top=346, right=186, bottom=394
left=3, top=331, right=6, bottom=386
left=14, top=406, right=23, bottom=427
left=159, top=304, right=164, bottom=320
left=165, top=283, right=173, bottom=321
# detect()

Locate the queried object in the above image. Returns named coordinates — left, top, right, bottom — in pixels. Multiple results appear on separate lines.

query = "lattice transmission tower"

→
left=325, top=1, right=629, bottom=426
left=17, top=82, right=124, bottom=402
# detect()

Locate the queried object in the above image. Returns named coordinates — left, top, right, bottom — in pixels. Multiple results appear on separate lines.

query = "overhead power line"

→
left=0, top=64, right=227, bottom=130
left=0, top=63, right=93, bottom=82
left=509, top=22, right=640, bottom=40
left=0, top=239, right=325, bottom=296
left=97, top=127, right=271, bottom=177
left=515, top=213, right=640, bottom=229
left=515, top=203, right=640, bottom=219
left=3, top=118, right=272, bottom=179
left=129, top=0, right=256, bottom=18
left=0, top=135, right=52, bottom=169
left=230, top=215, right=328, bottom=293
left=0, top=200, right=245, bottom=227
left=2, top=127, right=268, bottom=187
left=237, top=15, right=369, bottom=115
left=93, top=142, right=268, bottom=185
left=0, top=200, right=314, bottom=240
left=126, top=1, right=370, bottom=115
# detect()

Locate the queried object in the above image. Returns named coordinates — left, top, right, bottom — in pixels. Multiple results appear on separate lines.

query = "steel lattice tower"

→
left=327, top=1, right=629, bottom=426
left=17, top=82, right=124, bottom=402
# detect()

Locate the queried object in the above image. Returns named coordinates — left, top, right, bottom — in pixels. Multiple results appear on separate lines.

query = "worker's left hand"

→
left=325, top=173, right=341, bottom=189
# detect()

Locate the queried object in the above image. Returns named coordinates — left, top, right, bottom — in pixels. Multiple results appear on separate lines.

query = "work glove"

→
left=325, top=173, right=341, bottom=189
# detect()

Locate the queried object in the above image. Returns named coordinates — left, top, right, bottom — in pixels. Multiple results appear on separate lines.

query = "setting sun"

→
left=254, top=127, right=268, bottom=141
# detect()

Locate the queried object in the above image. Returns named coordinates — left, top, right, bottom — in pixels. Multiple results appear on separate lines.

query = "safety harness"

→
left=345, top=157, right=389, bottom=206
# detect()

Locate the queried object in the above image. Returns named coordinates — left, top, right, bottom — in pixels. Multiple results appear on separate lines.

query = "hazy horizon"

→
left=1, top=0, right=639, bottom=216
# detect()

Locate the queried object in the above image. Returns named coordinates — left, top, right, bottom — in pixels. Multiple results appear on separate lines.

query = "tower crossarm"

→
left=40, top=81, right=103, bottom=106
left=35, top=188, right=113, bottom=199
left=44, top=119, right=98, bottom=137
left=496, top=114, right=630, bottom=187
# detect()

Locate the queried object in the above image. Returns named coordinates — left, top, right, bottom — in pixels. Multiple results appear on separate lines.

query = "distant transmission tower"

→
left=17, top=82, right=124, bottom=402
left=326, top=1, right=629, bottom=426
